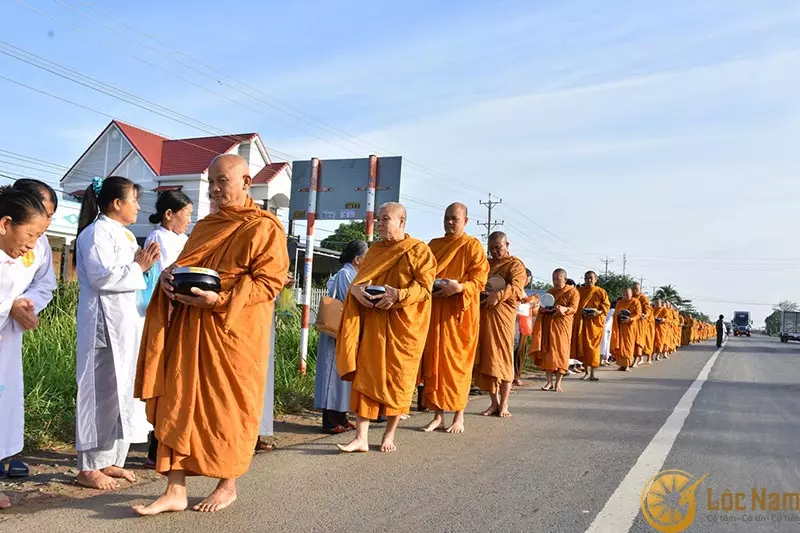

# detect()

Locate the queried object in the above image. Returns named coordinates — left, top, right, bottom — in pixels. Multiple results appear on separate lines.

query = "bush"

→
left=21, top=282, right=318, bottom=450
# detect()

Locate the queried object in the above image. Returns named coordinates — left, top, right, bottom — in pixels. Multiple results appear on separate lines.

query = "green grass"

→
left=21, top=282, right=318, bottom=450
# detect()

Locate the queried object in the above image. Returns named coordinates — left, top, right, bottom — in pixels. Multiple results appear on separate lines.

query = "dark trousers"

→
left=147, top=431, right=158, bottom=462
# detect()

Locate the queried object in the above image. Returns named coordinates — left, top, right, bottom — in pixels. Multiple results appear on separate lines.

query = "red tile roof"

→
left=112, top=120, right=260, bottom=176
left=114, top=121, right=167, bottom=175
left=153, top=185, right=183, bottom=192
left=252, top=162, right=289, bottom=184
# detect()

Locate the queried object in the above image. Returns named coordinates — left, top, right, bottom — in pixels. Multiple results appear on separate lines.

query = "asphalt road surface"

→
left=3, top=335, right=798, bottom=533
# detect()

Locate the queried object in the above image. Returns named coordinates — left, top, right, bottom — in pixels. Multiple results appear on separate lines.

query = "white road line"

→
left=585, top=341, right=726, bottom=533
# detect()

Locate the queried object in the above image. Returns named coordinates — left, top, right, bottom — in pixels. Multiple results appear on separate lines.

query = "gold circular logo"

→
left=640, top=469, right=708, bottom=533
left=21, top=250, right=35, bottom=268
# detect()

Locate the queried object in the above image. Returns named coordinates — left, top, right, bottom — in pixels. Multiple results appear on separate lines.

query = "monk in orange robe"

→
left=536, top=268, right=579, bottom=391
left=632, top=283, right=654, bottom=367
left=652, top=300, right=669, bottom=360
left=335, top=202, right=435, bottom=453
left=420, top=203, right=488, bottom=434
left=474, top=231, right=526, bottom=417
left=611, top=288, right=641, bottom=371
left=571, top=271, right=610, bottom=381
left=680, top=314, right=692, bottom=346
left=133, top=154, right=289, bottom=515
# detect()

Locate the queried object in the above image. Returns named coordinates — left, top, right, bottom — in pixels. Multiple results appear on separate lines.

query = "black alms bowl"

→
left=365, top=285, right=386, bottom=297
left=619, top=309, right=632, bottom=320
left=172, top=267, right=221, bottom=295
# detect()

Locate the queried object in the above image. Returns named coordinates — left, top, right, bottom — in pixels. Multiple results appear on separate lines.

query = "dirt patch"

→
left=0, top=410, right=329, bottom=516
left=1, top=372, right=548, bottom=517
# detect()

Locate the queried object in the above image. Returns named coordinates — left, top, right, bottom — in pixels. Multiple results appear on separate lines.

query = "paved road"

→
left=3, top=336, right=798, bottom=533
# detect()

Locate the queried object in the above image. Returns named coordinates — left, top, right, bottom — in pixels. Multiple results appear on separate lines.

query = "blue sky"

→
left=1, top=0, right=799, bottom=324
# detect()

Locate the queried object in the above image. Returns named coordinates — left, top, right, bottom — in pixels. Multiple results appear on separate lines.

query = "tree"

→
left=530, top=280, right=553, bottom=291
left=653, top=285, right=692, bottom=308
left=320, top=221, right=368, bottom=252
left=597, top=272, right=639, bottom=302
left=765, top=310, right=781, bottom=336
left=775, top=300, right=799, bottom=312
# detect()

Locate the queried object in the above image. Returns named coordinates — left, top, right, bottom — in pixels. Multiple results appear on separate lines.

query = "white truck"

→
left=779, top=310, right=800, bottom=343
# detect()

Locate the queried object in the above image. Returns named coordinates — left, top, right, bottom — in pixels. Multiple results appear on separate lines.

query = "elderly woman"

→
left=314, top=240, right=368, bottom=433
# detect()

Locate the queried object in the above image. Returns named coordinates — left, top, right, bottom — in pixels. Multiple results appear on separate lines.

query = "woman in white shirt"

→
left=139, top=190, right=192, bottom=467
left=74, top=176, right=159, bottom=491
left=0, top=185, right=52, bottom=510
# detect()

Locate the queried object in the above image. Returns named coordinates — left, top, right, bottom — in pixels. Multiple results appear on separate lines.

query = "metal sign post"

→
left=298, top=158, right=319, bottom=374
left=365, top=154, right=377, bottom=242
left=290, top=156, right=402, bottom=372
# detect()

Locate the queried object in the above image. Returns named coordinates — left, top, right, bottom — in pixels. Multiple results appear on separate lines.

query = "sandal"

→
left=6, top=460, right=29, bottom=478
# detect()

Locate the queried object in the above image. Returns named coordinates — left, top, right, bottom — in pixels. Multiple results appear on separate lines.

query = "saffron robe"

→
left=611, top=298, right=642, bottom=368
left=474, top=256, right=526, bottom=391
left=135, top=197, right=289, bottom=478
left=570, top=286, right=610, bottom=369
left=336, top=235, right=436, bottom=419
left=635, top=294, right=655, bottom=356
left=422, top=235, right=488, bottom=411
left=536, top=286, right=580, bottom=374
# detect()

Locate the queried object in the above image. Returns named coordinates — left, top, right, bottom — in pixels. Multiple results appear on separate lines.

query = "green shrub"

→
left=21, top=282, right=318, bottom=449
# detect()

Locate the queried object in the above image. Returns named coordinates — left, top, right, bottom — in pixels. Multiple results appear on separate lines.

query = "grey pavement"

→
left=3, top=336, right=797, bottom=533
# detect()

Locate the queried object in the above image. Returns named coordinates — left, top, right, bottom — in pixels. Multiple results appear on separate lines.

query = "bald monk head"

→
left=622, top=288, right=633, bottom=300
left=208, top=154, right=252, bottom=208
left=443, top=203, right=468, bottom=237
left=632, top=283, right=642, bottom=297
left=488, top=231, right=509, bottom=260
left=552, top=268, right=567, bottom=289
left=377, top=202, right=406, bottom=242
left=583, top=271, right=598, bottom=287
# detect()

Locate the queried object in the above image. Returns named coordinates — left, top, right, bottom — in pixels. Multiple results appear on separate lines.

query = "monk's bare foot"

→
left=133, top=487, right=188, bottom=516
left=421, top=414, right=444, bottom=432
left=0, top=491, right=10, bottom=510
left=498, top=405, right=512, bottom=418
left=336, top=438, right=369, bottom=453
left=193, top=480, right=237, bottom=513
left=481, top=405, right=499, bottom=416
left=101, top=465, right=136, bottom=483
left=445, top=415, right=465, bottom=433
left=580, top=373, right=590, bottom=380
left=554, top=385, right=564, bottom=392
left=541, top=383, right=553, bottom=391
left=75, top=470, right=119, bottom=490
left=380, top=436, right=397, bottom=452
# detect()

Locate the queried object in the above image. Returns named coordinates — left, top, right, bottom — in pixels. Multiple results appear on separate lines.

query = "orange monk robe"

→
left=611, top=298, right=642, bottom=368
left=635, top=294, right=655, bottom=356
left=336, top=236, right=436, bottom=419
left=653, top=306, right=669, bottom=354
left=569, top=286, right=610, bottom=369
left=680, top=316, right=692, bottom=346
left=537, top=286, right=580, bottom=374
left=474, top=256, right=527, bottom=392
left=422, top=235, right=489, bottom=412
left=135, top=197, right=289, bottom=478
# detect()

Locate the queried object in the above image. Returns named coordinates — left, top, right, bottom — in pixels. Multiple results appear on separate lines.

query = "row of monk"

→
left=0, top=156, right=716, bottom=515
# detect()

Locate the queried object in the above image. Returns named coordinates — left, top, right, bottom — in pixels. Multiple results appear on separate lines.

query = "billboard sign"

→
left=289, top=156, right=402, bottom=220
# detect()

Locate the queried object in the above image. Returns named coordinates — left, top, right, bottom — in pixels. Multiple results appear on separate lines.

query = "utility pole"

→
left=622, top=253, right=628, bottom=276
left=601, top=256, right=614, bottom=276
left=477, top=193, right=504, bottom=246
left=640, top=275, right=644, bottom=287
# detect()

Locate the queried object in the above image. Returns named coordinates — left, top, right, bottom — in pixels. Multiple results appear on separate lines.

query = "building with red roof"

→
left=60, top=120, right=291, bottom=238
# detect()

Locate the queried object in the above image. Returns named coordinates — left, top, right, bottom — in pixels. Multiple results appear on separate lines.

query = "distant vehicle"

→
left=724, top=321, right=732, bottom=335
left=732, top=310, right=751, bottom=337
left=779, top=311, right=800, bottom=343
